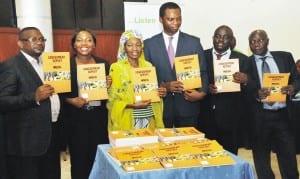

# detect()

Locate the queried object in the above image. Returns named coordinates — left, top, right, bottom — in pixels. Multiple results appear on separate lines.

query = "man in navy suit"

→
left=0, top=27, right=61, bottom=179
left=200, top=25, right=250, bottom=154
left=248, top=29, right=299, bottom=179
left=144, top=2, right=208, bottom=128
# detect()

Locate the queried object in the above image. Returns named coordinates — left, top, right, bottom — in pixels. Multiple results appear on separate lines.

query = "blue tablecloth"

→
left=89, top=144, right=256, bottom=179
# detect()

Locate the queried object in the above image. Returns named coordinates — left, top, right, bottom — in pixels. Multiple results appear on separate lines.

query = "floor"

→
left=60, top=148, right=300, bottom=179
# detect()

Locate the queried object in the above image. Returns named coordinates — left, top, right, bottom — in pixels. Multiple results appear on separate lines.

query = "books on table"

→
left=154, top=127, right=205, bottom=142
left=131, top=66, right=160, bottom=102
left=262, top=73, right=290, bottom=102
left=42, top=52, right=71, bottom=93
left=213, top=58, right=240, bottom=93
left=108, top=145, right=163, bottom=172
left=77, top=63, right=108, bottom=101
left=174, top=54, right=202, bottom=90
left=109, top=128, right=158, bottom=148
left=149, top=139, right=235, bottom=169
left=108, top=138, right=236, bottom=172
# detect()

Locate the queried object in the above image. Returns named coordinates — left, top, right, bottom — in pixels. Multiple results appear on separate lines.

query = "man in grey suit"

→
left=248, top=29, right=299, bottom=179
left=0, top=27, right=61, bottom=179
left=144, top=2, right=208, bottom=128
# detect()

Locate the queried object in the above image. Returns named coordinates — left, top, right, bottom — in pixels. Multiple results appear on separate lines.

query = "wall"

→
left=0, top=28, right=122, bottom=63
left=148, top=0, right=300, bottom=60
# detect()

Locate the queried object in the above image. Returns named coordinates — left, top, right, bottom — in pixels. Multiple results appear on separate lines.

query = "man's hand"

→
left=233, top=72, right=248, bottom=84
left=35, top=84, right=54, bottom=102
left=258, top=87, right=271, bottom=100
left=281, top=85, right=295, bottom=96
left=161, top=81, right=184, bottom=93
left=208, top=84, right=218, bottom=94
left=183, top=89, right=206, bottom=102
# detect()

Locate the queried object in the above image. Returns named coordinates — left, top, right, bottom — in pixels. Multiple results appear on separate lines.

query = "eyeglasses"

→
left=21, top=37, right=47, bottom=43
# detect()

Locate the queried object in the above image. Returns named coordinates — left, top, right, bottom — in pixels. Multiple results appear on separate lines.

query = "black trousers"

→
left=68, top=107, right=108, bottom=179
left=6, top=122, right=61, bottom=179
left=252, top=108, right=299, bottom=179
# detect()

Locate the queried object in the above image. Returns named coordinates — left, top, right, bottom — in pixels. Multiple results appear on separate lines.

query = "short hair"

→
left=71, top=28, right=97, bottom=49
left=159, top=2, right=181, bottom=18
left=19, top=27, right=40, bottom=40
left=296, top=59, right=300, bottom=65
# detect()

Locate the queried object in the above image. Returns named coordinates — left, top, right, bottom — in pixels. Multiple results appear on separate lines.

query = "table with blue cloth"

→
left=89, top=144, right=256, bottom=179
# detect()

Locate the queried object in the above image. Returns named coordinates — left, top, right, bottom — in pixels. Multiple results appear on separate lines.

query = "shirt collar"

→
left=21, top=50, right=41, bottom=65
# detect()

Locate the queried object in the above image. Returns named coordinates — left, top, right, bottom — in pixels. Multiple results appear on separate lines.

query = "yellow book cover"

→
left=131, top=66, right=160, bottom=102
left=262, top=73, right=290, bottom=102
left=109, top=146, right=163, bottom=172
left=174, top=54, right=202, bottom=90
left=155, top=127, right=205, bottom=142
left=109, top=128, right=158, bottom=147
left=213, top=58, right=240, bottom=93
left=77, top=63, right=108, bottom=101
left=42, top=52, right=71, bottom=93
left=151, top=141, right=202, bottom=169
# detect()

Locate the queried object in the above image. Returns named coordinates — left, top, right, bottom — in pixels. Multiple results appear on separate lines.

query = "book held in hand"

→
left=131, top=66, right=160, bottom=102
left=174, top=54, right=202, bottom=90
left=77, top=63, right=108, bottom=101
left=42, top=52, right=71, bottom=93
left=262, top=73, right=290, bottom=102
left=213, top=58, right=240, bottom=93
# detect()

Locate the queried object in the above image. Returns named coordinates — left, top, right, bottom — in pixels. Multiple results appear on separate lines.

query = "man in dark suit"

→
left=0, top=27, right=61, bottom=179
left=200, top=25, right=250, bottom=154
left=247, top=29, right=299, bottom=179
left=0, top=113, right=6, bottom=179
left=144, top=2, right=208, bottom=128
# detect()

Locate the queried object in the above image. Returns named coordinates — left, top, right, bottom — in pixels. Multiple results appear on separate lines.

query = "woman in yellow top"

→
left=107, top=30, right=166, bottom=131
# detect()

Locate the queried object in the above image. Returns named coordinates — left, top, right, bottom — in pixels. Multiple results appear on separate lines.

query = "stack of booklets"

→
left=108, top=139, right=235, bottom=172
left=109, top=128, right=158, bottom=148
left=108, top=145, right=163, bottom=172
left=154, top=127, right=205, bottom=142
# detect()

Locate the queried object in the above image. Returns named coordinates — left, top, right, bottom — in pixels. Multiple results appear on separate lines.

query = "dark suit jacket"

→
left=144, top=32, right=208, bottom=118
left=202, top=49, right=250, bottom=130
left=0, top=52, right=52, bottom=156
left=248, top=51, right=300, bottom=135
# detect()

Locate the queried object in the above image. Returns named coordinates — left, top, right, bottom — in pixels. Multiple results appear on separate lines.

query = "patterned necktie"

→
left=167, top=37, right=175, bottom=68
left=216, top=53, right=223, bottom=60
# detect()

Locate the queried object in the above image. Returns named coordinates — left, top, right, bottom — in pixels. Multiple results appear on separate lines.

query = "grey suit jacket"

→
left=0, top=52, right=52, bottom=156
left=144, top=32, right=208, bottom=118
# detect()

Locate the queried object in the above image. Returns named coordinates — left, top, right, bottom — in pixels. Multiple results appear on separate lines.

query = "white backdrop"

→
left=126, top=0, right=300, bottom=60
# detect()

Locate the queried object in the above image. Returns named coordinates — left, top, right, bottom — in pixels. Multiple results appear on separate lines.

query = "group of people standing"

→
left=0, top=1, right=299, bottom=179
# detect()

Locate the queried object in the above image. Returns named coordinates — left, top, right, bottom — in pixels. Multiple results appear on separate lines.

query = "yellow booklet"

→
left=174, top=54, right=202, bottom=90
left=213, top=58, right=240, bottom=93
left=155, top=127, right=205, bottom=142
left=262, top=73, right=290, bottom=102
left=108, top=146, right=163, bottom=172
left=77, top=63, right=108, bottom=101
left=42, top=52, right=71, bottom=93
left=131, top=66, right=160, bottom=102
left=109, top=128, right=158, bottom=147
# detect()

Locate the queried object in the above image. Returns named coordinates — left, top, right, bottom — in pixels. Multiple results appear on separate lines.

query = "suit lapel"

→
left=18, top=53, right=43, bottom=85
left=271, top=52, right=284, bottom=73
